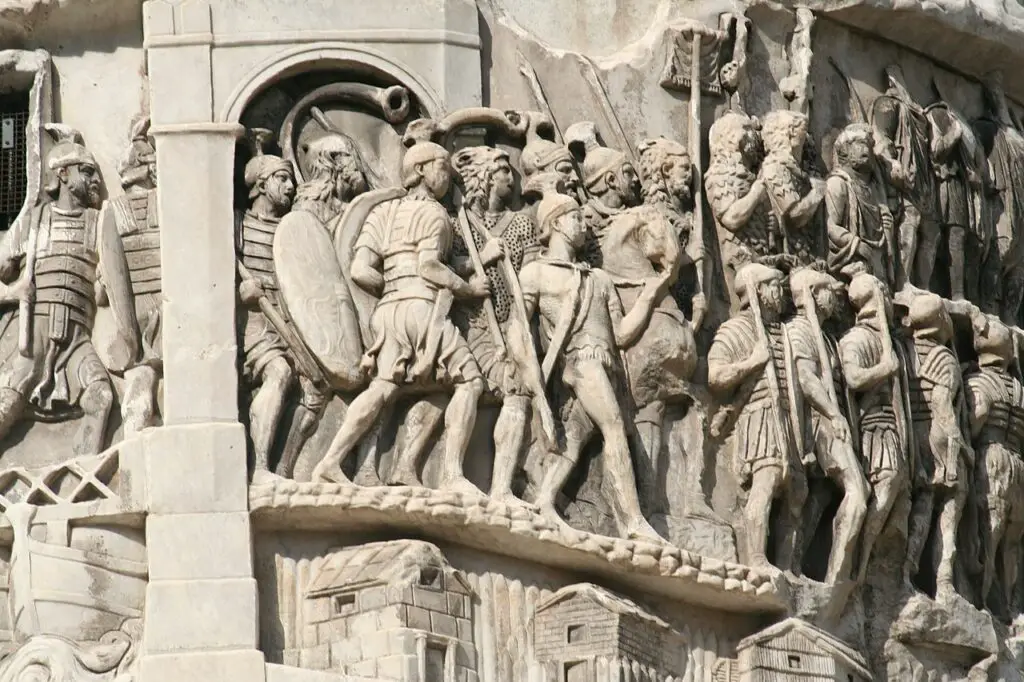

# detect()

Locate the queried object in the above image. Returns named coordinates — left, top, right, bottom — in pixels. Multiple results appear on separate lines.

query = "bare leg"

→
left=275, top=377, right=327, bottom=479
left=388, top=397, right=445, bottom=486
left=571, top=360, right=660, bottom=541
left=75, top=380, right=114, bottom=456
left=934, top=482, right=967, bottom=603
left=275, top=406, right=318, bottom=479
left=905, top=485, right=935, bottom=586
left=776, top=465, right=808, bottom=575
left=438, top=378, right=484, bottom=494
left=858, top=470, right=904, bottom=584
left=982, top=493, right=1007, bottom=612
left=311, top=379, right=398, bottom=484
left=0, top=388, right=28, bottom=458
left=489, top=395, right=533, bottom=507
left=121, top=365, right=158, bottom=439
left=899, top=202, right=921, bottom=290
left=249, top=357, right=295, bottom=473
left=826, top=441, right=869, bottom=584
left=535, top=401, right=593, bottom=532
left=745, top=466, right=783, bottom=570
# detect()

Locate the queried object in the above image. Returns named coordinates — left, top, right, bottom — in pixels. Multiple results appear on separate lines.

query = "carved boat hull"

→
left=4, top=506, right=146, bottom=643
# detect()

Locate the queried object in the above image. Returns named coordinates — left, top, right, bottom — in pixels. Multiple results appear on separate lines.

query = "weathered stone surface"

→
left=3, top=1, right=1024, bottom=681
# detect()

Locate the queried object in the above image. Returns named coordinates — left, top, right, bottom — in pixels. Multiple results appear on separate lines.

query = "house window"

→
left=788, top=654, right=801, bottom=669
left=419, top=566, right=441, bottom=590
left=566, top=624, right=587, bottom=644
left=0, top=91, right=29, bottom=232
left=332, top=593, right=356, bottom=615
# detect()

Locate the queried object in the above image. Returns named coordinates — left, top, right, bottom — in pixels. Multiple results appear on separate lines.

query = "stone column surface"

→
left=139, top=2, right=262, bottom=681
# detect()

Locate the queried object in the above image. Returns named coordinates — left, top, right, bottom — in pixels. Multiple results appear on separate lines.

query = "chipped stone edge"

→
left=249, top=480, right=788, bottom=614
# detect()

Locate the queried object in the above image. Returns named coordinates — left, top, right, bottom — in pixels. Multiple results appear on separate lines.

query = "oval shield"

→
left=97, top=204, right=141, bottom=374
left=274, top=210, right=365, bottom=391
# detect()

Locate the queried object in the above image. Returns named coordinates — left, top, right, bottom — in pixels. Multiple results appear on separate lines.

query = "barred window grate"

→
left=0, top=92, right=30, bottom=232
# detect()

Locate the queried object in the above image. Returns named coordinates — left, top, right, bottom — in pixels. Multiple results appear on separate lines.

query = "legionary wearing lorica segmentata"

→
left=239, top=198, right=288, bottom=381
left=839, top=270, right=910, bottom=583
left=0, top=127, right=136, bottom=458
left=311, top=142, right=486, bottom=491
left=965, top=312, right=1024, bottom=613
left=237, top=139, right=330, bottom=480
left=13, top=206, right=105, bottom=408
left=901, top=293, right=969, bottom=602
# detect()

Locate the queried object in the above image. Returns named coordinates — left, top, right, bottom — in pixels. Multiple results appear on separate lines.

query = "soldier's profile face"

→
left=558, top=209, right=585, bottom=248
left=553, top=160, right=580, bottom=194
left=664, top=156, right=692, bottom=198
left=265, top=170, right=295, bottom=211
left=66, top=163, right=101, bottom=207
left=618, top=162, right=642, bottom=205
left=491, top=159, right=514, bottom=202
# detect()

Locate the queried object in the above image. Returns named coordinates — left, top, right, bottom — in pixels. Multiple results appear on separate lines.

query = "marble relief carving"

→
left=234, top=14, right=1024, bottom=673
left=10, top=0, right=1024, bottom=680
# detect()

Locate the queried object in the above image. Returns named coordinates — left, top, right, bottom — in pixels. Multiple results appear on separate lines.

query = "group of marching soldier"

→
left=236, top=106, right=706, bottom=545
left=231, top=88, right=1024, bottom=615
left=0, top=120, right=160, bottom=461
left=704, top=65, right=1024, bottom=615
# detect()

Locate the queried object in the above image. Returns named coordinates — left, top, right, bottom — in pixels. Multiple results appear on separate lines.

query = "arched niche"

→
left=228, top=51, right=435, bottom=209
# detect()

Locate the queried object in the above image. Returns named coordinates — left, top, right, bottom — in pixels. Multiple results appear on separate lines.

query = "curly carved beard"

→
left=337, top=161, right=368, bottom=200
left=68, top=176, right=100, bottom=209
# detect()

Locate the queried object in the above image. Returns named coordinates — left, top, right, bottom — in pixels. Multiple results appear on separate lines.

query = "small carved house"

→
left=533, top=583, right=687, bottom=682
left=297, top=540, right=476, bottom=682
left=731, top=618, right=871, bottom=682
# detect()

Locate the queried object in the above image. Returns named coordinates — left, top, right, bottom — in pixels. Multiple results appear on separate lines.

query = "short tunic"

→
left=839, top=324, right=904, bottom=482
left=709, top=313, right=793, bottom=485
left=356, top=196, right=481, bottom=386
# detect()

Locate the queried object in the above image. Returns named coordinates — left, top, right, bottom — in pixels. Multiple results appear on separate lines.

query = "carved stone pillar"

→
left=139, top=2, right=261, bottom=681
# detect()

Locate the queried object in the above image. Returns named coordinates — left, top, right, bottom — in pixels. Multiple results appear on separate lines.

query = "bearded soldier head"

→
left=452, top=146, right=515, bottom=214
left=294, top=133, right=371, bottom=222
left=44, top=126, right=101, bottom=209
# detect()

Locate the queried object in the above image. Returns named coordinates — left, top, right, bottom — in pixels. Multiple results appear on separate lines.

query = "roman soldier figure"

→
left=105, top=115, right=161, bottom=437
left=826, top=125, right=899, bottom=288
left=0, top=125, right=137, bottom=458
left=310, top=142, right=488, bottom=492
left=902, top=292, right=971, bottom=603
left=787, top=267, right=869, bottom=583
left=568, top=125, right=697, bottom=511
left=519, top=193, right=668, bottom=541
left=708, top=263, right=806, bottom=571
left=966, top=311, right=1024, bottom=615
left=839, top=268, right=911, bottom=583
left=237, top=129, right=332, bottom=482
